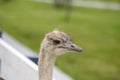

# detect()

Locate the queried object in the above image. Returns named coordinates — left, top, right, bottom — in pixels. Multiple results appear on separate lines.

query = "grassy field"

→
left=0, top=1, right=120, bottom=80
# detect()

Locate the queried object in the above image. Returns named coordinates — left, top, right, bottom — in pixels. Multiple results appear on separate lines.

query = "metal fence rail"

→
left=0, top=39, right=39, bottom=80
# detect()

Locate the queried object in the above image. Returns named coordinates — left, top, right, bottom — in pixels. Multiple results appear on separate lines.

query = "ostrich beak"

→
left=68, top=42, right=83, bottom=52
left=58, top=41, right=83, bottom=52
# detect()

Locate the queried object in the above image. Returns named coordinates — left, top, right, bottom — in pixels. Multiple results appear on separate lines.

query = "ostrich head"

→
left=40, top=30, right=83, bottom=56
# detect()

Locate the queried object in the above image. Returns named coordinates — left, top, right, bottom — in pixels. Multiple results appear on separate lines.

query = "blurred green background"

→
left=0, top=0, right=120, bottom=80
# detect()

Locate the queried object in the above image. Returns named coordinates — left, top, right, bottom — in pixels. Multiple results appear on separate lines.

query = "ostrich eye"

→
left=53, top=40, right=61, bottom=45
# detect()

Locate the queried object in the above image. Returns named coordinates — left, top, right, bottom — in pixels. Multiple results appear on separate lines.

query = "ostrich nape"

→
left=38, top=30, right=83, bottom=80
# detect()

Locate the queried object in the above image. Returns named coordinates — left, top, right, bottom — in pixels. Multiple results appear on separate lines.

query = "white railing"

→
left=0, top=39, right=39, bottom=80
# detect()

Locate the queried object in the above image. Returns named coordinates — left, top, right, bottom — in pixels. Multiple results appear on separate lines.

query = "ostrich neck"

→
left=38, top=48, right=56, bottom=80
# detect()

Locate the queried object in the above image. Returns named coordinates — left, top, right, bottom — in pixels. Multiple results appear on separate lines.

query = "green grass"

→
left=0, top=1, right=120, bottom=80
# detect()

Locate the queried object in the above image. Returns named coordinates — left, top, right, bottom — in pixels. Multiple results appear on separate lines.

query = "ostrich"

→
left=38, top=30, right=83, bottom=80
